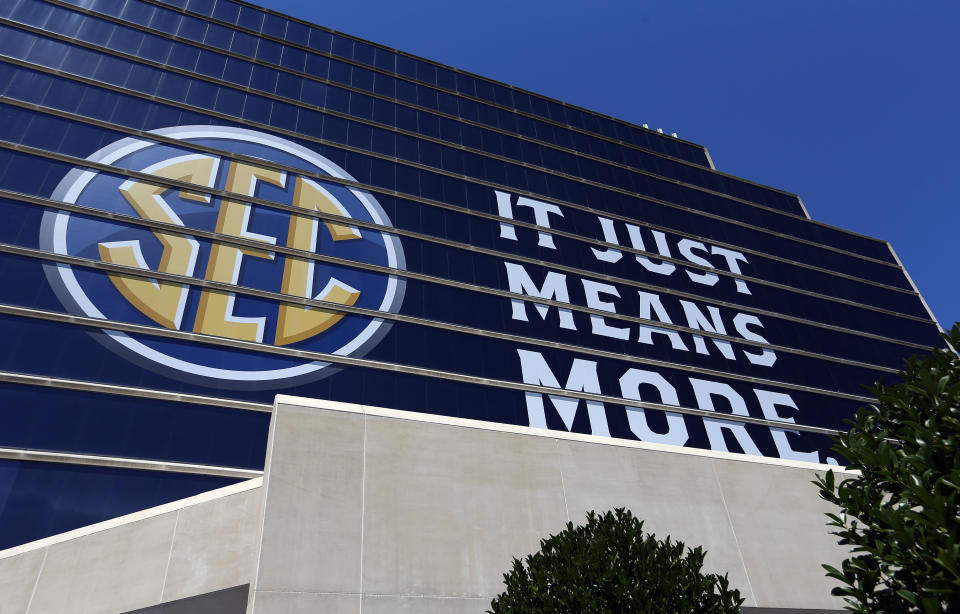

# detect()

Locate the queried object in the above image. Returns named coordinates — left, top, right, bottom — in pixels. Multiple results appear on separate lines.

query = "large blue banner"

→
left=0, top=123, right=940, bottom=465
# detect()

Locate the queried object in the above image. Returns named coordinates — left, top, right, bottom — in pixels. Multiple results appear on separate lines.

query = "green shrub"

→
left=488, top=508, right=743, bottom=613
left=815, top=323, right=960, bottom=613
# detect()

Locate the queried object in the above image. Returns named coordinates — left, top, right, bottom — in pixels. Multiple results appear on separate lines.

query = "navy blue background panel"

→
left=0, top=0, right=944, bottom=550
left=0, top=382, right=269, bottom=469
left=0, top=460, right=240, bottom=550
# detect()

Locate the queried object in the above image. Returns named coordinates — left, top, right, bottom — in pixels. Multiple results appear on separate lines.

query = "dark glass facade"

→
left=0, top=0, right=943, bottom=550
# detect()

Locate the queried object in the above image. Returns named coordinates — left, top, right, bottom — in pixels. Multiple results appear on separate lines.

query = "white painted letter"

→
left=711, top=246, right=751, bottom=294
left=517, top=349, right=609, bottom=436
left=627, top=225, right=676, bottom=275
left=733, top=313, right=777, bottom=367
left=504, top=262, right=576, bottom=330
left=619, top=369, right=688, bottom=446
left=582, top=279, right=629, bottom=340
left=494, top=190, right=517, bottom=241
left=679, top=300, right=735, bottom=360
left=637, top=291, right=688, bottom=351
left=591, top=216, right=623, bottom=263
left=678, top=239, right=719, bottom=287
left=516, top=195, right=564, bottom=249
left=754, top=390, right=819, bottom=462
left=690, top=378, right=762, bottom=456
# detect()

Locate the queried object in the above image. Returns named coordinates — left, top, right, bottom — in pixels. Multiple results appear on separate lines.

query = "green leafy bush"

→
left=815, top=323, right=960, bottom=613
left=488, top=508, right=743, bottom=613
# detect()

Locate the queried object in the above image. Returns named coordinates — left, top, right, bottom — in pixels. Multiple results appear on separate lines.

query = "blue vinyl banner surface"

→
left=0, top=121, right=940, bottom=466
left=0, top=0, right=944, bottom=473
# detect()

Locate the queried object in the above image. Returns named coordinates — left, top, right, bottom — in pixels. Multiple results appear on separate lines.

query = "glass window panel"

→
left=354, top=41, right=375, bottom=65
left=395, top=106, right=417, bottom=132
left=138, top=33, right=173, bottom=64
left=396, top=55, right=416, bottom=79
left=437, top=117, right=461, bottom=144
left=107, top=26, right=145, bottom=56
left=211, top=0, right=241, bottom=24
left=269, top=101, right=298, bottom=131
left=276, top=71, right=301, bottom=100
left=436, top=67, right=456, bottom=90
left=124, top=62, right=164, bottom=97
left=415, top=60, right=436, bottom=85
left=250, top=64, right=278, bottom=94
left=230, top=30, right=258, bottom=57
left=329, top=60, right=351, bottom=85
left=285, top=21, right=309, bottom=46
left=351, top=66, right=374, bottom=91
left=324, top=86, right=349, bottom=113
left=371, top=127, right=395, bottom=157
left=279, top=45, right=306, bottom=72
left=373, top=98, right=396, bottom=126
left=349, top=92, right=374, bottom=120
left=76, top=86, right=119, bottom=122
left=492, top=84, right=513, bottom=107
left=236, top=6, right=264, bottom=31
left=474, top=78, right=494, bottom=102
left=156, top=71, right=192, bottom=102
left=195, top=48, right=227, bottom=79
left=396, top=80, right=417, bottom=105
left=396, top=133, right=418, bottom=161
left=331, top=36, right=353, bottom=60
left=185, top=79, right=219, bottom=109
left=262, top=14, right=286, bottom=38
left=308, top=27, right=332, bottom=53
left=186, top=0, right=214, bottom=16
left=0, top=23, right=34, bottom=57
left=241, top=94, right=271, bottom=123
left=416, top=86, right=438, bottom=110
left=9, top=0, right=48, bottom=24
left=296, top=108, right=323, bottom=136
left=167, top=41, right=200, bottom=71
left=223, top=56, right=253, bottom=87
left=454, top=73, right=475, bottom=97
left=120, top=0, right=156, bottom=24
left=346, top=121, right=372, bottom=149
left=24, top=36, right=68, bottom=72
left=176, top=15, right=208, bottom=42
left=321, top=114, right=348, bottom=143
left=373, top=47, right=395, bottom=72
left=300, top=79, right=327, bottom=106
left=148, top=5, right=182, bottom=33
left=75, top=15, right=115, bottom=45
left=372, top=72, right=396, bottom=98
left=436, top=91, right=458, bottom=117
left=304, top=52, right=329, bottom=79
left=203, top=22, right=234, bottom=50
left=213, top=87, right=245, bottom=115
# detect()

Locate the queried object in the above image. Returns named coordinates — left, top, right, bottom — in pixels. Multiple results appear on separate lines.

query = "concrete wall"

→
left=0, top=479, right=263, bottom=614
left=249, top=396, right=851, bottom=613
left=0, top=396, right=851, bottom=613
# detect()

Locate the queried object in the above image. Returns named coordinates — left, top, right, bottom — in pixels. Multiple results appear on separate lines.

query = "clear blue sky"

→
left=263, top=0, right=958, bottom=329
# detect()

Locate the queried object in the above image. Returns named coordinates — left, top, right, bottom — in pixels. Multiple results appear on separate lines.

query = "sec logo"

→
left=41, top=126, right=405, bottom=387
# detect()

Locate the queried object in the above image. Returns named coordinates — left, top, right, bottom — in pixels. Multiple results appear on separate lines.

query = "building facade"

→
left=0, top=0, right=945, bottom=611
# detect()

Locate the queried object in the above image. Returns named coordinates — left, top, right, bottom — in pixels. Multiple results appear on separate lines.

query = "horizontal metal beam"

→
left=0, top=447, right=263, bottom=479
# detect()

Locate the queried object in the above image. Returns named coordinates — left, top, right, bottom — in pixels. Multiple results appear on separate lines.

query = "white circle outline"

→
left=41, top=126, right=405, bottom=384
